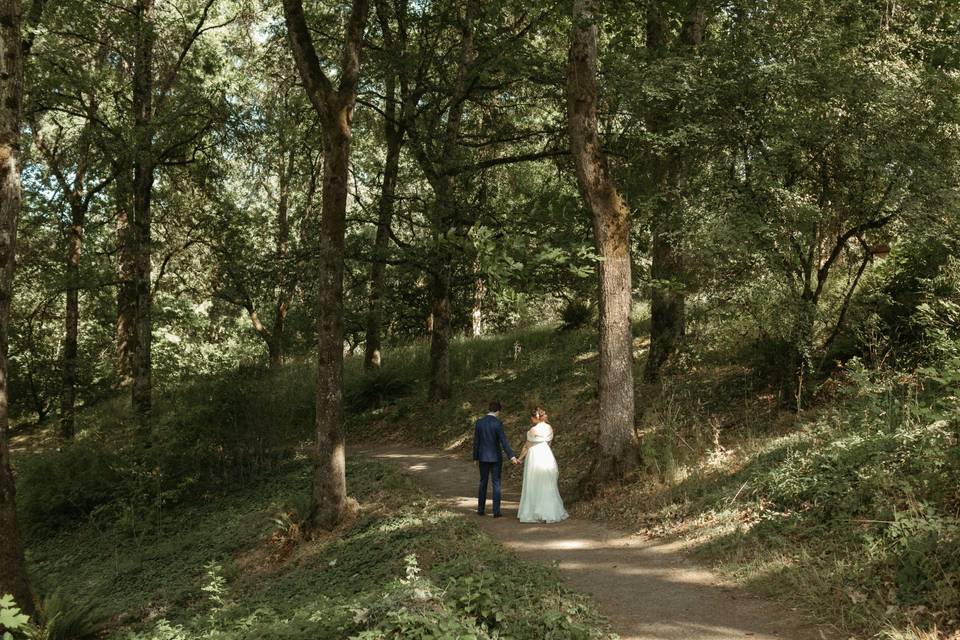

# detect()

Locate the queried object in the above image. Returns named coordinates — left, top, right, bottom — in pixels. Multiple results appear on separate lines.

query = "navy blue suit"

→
left=473, top=413, right=516, bottom=515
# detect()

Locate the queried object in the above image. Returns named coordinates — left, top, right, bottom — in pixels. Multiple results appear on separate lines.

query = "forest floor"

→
left=25, top=457, right=615, bottom=639
left=355, top=442, right=833, bottom=640
left=16, top=326, right=956, bottom=638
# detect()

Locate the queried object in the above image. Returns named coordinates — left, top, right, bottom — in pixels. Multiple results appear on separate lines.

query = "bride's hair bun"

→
left=531, top=406, right=548, bottom=422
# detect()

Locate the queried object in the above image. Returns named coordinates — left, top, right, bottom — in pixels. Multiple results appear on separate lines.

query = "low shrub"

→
left=559, top=299, right=593, bottom=332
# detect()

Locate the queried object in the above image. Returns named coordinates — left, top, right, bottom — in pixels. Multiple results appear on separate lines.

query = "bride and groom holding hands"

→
left=473, top=400, right=569, bottom=523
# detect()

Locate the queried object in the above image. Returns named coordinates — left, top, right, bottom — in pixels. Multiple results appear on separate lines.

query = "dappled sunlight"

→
left=574, top=350, right=599, bottom=363
left=360, top=444, right=830, bottom=640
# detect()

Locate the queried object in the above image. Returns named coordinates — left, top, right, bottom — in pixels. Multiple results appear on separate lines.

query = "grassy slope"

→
left=343, top=326, right=959, bottom=639
left=27, top=457, right=613, bottom=639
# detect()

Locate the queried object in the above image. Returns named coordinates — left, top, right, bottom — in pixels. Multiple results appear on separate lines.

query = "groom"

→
left=473, top=400, right=519, bottom=518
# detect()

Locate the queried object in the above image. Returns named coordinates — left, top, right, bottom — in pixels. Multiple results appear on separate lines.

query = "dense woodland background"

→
left=0, top=0, right=958, bottom=638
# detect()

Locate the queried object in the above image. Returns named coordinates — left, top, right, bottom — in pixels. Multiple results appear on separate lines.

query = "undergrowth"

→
left=23, top=459, right=613, bottom=640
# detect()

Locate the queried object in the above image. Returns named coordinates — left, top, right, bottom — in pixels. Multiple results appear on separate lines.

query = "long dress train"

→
left=517, top=422, right=568, bottom=523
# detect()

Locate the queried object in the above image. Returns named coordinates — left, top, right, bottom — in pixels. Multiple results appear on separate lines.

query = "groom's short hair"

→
left=488, top=400, right=502, bottom=413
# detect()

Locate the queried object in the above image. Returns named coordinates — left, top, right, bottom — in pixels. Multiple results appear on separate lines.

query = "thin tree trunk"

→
left=471, top=263, right=484, bottom=337
left=60, top=203, right=86, bottom=438
left=567, top=0, right=638, bottom=485
left=270, top=148, right=295, bottom=369
left=282, top=0, right=369, bottom=531
left=131, top=0, right=155, bottom=431
left=427, top=238, right=452, bottom=400
left=643, top=1, right=706, bottom=383
left=115, top=168, right=137, bottom=388
left=363, top=69, right=403, bottom=370
left=0, top=0, right=36, bottom=615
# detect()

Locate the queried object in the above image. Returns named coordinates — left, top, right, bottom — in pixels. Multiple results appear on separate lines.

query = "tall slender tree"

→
left=363, top=0, right=406, bottom=371
left=0, top=0, right=37, bottom=616
left=643, top=0, right=709, bottom=383
left=33, top=113, right=110, bottom=438
left=567, top=0, right=638, bottom=485
left=282, top=0, right=370, bottom=529
left=130, top=0, right=155, bottom=430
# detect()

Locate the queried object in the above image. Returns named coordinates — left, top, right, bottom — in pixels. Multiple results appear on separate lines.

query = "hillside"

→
left=341, top=326, right=960, bottom=639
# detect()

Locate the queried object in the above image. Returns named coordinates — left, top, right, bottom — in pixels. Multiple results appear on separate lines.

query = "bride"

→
left=517, top=407, right=569, bottom=523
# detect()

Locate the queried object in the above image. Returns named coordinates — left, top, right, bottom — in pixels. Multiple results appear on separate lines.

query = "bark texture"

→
left=283, top=0, right=369, bottom=530
left=0, top=0, right=36, bottom=615
left=567, top=0, right=638, bottom=484
left=131, top=0, right=155, bottom=431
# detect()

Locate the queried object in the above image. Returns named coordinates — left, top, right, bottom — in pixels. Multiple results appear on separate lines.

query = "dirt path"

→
left=355, top=443, right=832, bottom=640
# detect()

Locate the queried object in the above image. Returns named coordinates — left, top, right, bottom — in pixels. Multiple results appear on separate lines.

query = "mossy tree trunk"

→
left=283, top=0, right=370, bottom=530
left=0, top=0, right=36, bottom=616
left=567, top=0, right=639, bottom=486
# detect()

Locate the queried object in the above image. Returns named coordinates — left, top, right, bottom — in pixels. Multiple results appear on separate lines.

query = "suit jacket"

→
left=473, top=414, right=516, bottom=463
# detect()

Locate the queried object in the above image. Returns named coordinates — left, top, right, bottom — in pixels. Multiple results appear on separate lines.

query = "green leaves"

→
left=0, top=595, right=31, bottom=639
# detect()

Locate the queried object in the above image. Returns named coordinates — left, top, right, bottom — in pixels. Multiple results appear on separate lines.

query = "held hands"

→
left=511, top=457, right=520, bottom=465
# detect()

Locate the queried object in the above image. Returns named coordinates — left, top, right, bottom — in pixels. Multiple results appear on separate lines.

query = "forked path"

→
left=355, top=443, right=832, bottom=640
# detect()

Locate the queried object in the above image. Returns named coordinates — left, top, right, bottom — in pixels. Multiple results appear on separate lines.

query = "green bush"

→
left=559, top=299, right=593, bottom=332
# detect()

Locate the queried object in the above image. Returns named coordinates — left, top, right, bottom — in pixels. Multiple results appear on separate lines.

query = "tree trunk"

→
left=567, top=0, right=638, bottom=485
left=131, top=0, right=155, bottom=431
left=790, top=289, right=817, bottom=411
left=115, top=169, right=137, bottom=388
left=643, top=1, right=706, bottom=383
left=425, top=0, right=477, bottom=400
left=282, top=0, right=369, bottom=531
left=0, top=0, right=36, bottom=615
left=427, top=249, right=452, bottom=400
left=310, top=123, right=351, bottom=528
left=270, top=148, right=295, bottom=369
left=363, top=70, right=402, bottom=370
left=427, top=175, right=456, bottom=400
left=59, top=203, right=86, bottom=438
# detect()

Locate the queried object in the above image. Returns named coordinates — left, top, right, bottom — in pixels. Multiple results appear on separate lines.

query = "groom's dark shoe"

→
left=476, top=510, right=485, bottom=516
left=493, top=513, right=503, bottom=518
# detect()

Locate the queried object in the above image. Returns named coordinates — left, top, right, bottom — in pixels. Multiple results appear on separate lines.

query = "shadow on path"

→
left=354, top=444, right=833, bottom=640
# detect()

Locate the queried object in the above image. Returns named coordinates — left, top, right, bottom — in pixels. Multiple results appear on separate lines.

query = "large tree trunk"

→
left=363, top=71, right=402, bottom=370
left=283, top=0, right=369, bottom=531
left=567, top=0, right=638, bottom=485
left=309, top=123, right=351, bottom=528
left=115, top=169, right=137, bottom=388
left=0, top=0, right=36, bottom=615
left=59, top=203, right=86, bottom=438
left=643, top=1, right=706, bottom=383
left=131, top=0, right=155, bottom=431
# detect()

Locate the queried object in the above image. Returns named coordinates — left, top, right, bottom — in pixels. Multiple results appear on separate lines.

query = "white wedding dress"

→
left=517, top=422, right=569, bottom=523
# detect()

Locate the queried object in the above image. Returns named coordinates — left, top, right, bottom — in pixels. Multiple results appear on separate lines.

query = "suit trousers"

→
left=477, top=461, right=503, bottom=515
